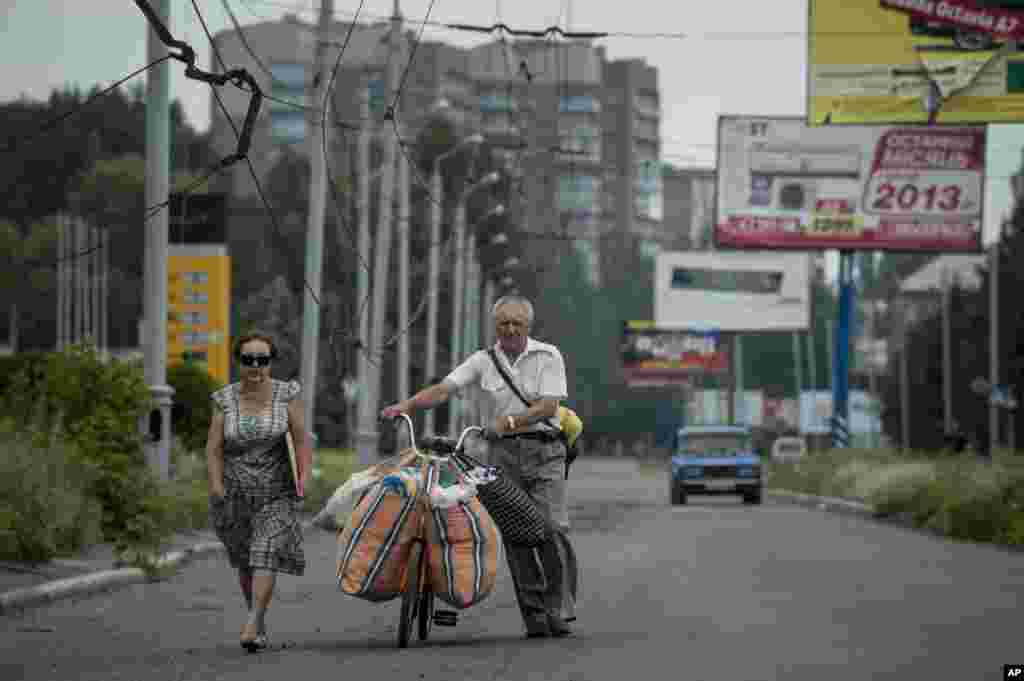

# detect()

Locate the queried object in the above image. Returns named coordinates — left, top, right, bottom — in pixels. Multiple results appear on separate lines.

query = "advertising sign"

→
left=620, top=321, right=729, bottom=387
left=800, top=390, right=882, bottom=435
left=168, top=245, right=231, bottom=385
left=808, top=0, right=1024, bottom=124
left=655, top=250, right=812, bottom=332
left=715, top=116, right=985, bottom=252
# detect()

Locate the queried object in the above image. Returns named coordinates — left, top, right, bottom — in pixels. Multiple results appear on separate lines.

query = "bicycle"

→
left=387, top=414, right=487, bottom=649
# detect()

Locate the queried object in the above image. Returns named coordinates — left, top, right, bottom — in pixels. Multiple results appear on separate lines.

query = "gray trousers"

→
left=488, top=437, right=577, bottom=626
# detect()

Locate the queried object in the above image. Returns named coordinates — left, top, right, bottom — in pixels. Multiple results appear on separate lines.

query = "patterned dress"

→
left=209, top=379, right=306, bottom=576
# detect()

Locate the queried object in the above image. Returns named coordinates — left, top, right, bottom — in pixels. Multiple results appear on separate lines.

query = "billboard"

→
left=808, top=0, right=1024, bottom=124
left=715, top=116, right=985, bottom=252
left=655, top=250, right=812, bottom=332
left=168, top=245, right=231, bottom=385
left=800, top=390, right=882, bottom=436
left=620, top=321, right=729, bottom=387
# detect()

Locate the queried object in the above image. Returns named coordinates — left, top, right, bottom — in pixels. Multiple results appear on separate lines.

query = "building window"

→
left=557, top=122, right=601, bottom=162
left=634, top=157, right=663, bottom=221
left=183, top=271, right=208, bottom=285
left=183, top=331, right=211, bottom=347
left=480, top=93, right=517, bottom=113
left=559, top=95, right=600, bottom=113
left=633, top=117, right=658, bottom=140
left=184, top=291, right=209, bottom=305
left=269, top=63, right=307, bottom=144
left=368, top=77, right=386, bottom=118
left=558, top=174, right=602, bottom=213
left=181, top=310, right=208, bottom=325
left=634, top=92, right=659, bottom=117
left=181, top=350, right=208, bottom=363
left=572, top=239, right=600, bottom=287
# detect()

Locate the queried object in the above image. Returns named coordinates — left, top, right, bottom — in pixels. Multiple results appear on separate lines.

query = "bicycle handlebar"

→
left=382, top=415, right=492, bottom=456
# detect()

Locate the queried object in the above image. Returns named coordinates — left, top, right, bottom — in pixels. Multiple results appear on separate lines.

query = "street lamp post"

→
left=448, top=171, right=500, bottom=435
left=423, top=134, right=483, bottom=435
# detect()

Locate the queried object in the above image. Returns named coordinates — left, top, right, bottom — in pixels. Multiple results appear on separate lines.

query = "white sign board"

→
left=655, top=251, right=812, bottom=332
left=799, top=391, right=881, bottom=435
left=715, top=116, right=985, bottom=253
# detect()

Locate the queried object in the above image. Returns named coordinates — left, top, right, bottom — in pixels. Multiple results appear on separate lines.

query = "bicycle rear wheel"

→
left=418, top=590, right=434, bottom=641
left=398, top=542, right=423, bottom=648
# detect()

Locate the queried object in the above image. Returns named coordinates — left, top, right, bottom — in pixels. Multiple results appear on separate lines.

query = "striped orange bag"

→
left=424, top=461, right=500, bottom=609
left=336, top=456, right=427, bottom=602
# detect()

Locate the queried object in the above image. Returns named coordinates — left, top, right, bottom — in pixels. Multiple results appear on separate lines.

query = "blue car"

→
left=669, top=425, right=763, bottom=505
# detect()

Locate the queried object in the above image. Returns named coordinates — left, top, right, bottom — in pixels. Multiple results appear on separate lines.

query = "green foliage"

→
left=0, top=419, right=104, bottom=562
left=768, top=449, right=1024, bottom=549
left=0, top=344, right=168, bottom=557
left=168, top=363, right=225, bottom=453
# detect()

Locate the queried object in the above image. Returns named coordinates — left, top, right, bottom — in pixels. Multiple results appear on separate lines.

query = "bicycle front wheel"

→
left=398, top=542, right=423, bottom=648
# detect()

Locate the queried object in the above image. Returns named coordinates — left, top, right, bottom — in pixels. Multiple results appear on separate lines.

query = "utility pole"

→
left=356, top=1, right=404, bottom=465
left=143, top=0, right=174, bottom=480
left=397, top=126, right=410, bottom=405
left=941, top=267, right=953, bottom=436
left=424, top=157, right=443, bottom=435
left=355, top=76, right=371, bottom=442
left=990, top=242, right=1000, bottom=456
left=91, top=224, right=100, bottom=348
left=448, top=199, right=467, bottom=436
left=300, top=0, right=334, bottom=441
left=56, top=214, right=65, bottom=351
left=101, top=228, right=109, bottom=360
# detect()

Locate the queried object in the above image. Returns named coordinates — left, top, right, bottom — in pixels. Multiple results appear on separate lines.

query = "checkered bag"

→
left=455, top=454, right=551, bottom=547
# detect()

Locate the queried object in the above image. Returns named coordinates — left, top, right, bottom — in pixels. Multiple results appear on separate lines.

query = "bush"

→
left=0, top=344, right=180, bottom=562
left=167, top=363, right=224, bottom=454
left=0, top=419, right=103, bottom=562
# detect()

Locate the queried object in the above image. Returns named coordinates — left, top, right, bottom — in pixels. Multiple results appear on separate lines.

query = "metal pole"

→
left=483, top=277, right=495, bottom=348
left=942, top=267, right=953, bottom=436
left=832, top=252, right=853, bottom=449
left=356, top=3, right=403, bottom=465
left=91, top=224, right=100, bottom=348
left=143, top=0, right=174, bottom=479
left=448, top=198, right=466, bottom=436
left=424, top=161, right=442, bottom=435
left=793, top=331, right=804, bottom=407
left=990, top=243, right=999, bottom=456
left=397, top=127, right=410, bottom=403
left=734, top=334, right=744, bottom=424
left=56, top=214, right=65, bottom=351
left=807, top=327, right=817, bottom=392
left=75, top=216, right=84, bottom=345
left=101, top=228, right=109, bottom=360
left=355, top=76, right=371, bottom=438
left=300, top=0, right=334, bottom=439
left=900, top=308, right=911, bottom=453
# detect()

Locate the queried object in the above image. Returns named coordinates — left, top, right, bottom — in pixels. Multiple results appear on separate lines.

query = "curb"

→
left=767, top=489, right=876, bottom=519
left=1, top=520, right=320, bottom=616
left=0, top=541, right=225, bottom=615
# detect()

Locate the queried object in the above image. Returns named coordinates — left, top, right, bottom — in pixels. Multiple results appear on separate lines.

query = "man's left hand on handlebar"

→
left=380, top=403, right=408, bottom=420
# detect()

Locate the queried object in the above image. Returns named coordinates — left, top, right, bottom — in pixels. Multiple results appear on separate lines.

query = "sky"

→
left=2, top=0, right=1021, bottom=247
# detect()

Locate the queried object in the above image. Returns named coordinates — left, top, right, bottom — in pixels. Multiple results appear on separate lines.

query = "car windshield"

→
left=678, top=433, right=751, bottom=456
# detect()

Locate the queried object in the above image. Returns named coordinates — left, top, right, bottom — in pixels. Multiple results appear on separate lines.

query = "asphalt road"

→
left=3, top=458, right=1023, bottom=681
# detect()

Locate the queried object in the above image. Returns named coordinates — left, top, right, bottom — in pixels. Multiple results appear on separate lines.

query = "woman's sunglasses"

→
left=240, top=353, right=272, bottom=368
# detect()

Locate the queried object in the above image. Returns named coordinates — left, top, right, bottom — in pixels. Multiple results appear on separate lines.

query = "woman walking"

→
left=205, top=332, right=312, bottom=652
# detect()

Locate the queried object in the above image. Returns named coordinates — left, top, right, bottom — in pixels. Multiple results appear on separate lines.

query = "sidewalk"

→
left=0, top=527, right=224, bottom=614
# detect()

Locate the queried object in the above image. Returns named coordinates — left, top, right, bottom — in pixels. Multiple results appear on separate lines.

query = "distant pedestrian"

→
left=205, top=332, right=312, bottom=652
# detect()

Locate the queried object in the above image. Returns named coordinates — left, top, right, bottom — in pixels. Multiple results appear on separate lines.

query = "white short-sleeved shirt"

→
left=443, top=338, right=567, bottom=431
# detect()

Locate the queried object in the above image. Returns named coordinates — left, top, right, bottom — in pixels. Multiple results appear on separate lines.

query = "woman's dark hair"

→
left=233, top=332, right=278, bottom=360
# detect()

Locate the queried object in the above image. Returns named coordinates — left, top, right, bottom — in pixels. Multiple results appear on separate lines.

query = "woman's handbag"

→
left=454, top=452, right=551, bottom=547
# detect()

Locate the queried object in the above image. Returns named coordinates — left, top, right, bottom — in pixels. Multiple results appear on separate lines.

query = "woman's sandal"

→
left=240, top=623, right=268, bottom=653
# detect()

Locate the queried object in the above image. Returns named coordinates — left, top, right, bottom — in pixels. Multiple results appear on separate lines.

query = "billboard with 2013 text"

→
left=714, top=115, right=985, bottom=252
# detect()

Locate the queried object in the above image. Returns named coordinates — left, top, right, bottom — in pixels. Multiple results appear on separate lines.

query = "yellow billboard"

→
left=168, top=245, right=231, bottom=385
left=808, top=0, right=1024, bottom=124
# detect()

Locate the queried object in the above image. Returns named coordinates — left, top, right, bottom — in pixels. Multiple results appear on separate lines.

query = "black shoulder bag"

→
left=486, top=348, right=576, bottom=479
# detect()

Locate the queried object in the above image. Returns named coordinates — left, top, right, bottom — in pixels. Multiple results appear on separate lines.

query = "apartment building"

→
left=208, top=13, right=669, bottom=285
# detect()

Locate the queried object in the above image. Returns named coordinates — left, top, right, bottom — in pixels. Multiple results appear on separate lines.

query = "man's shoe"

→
left=546, top=614, right=572, bottom=638
left=524, top=615, right=550, bottom=639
